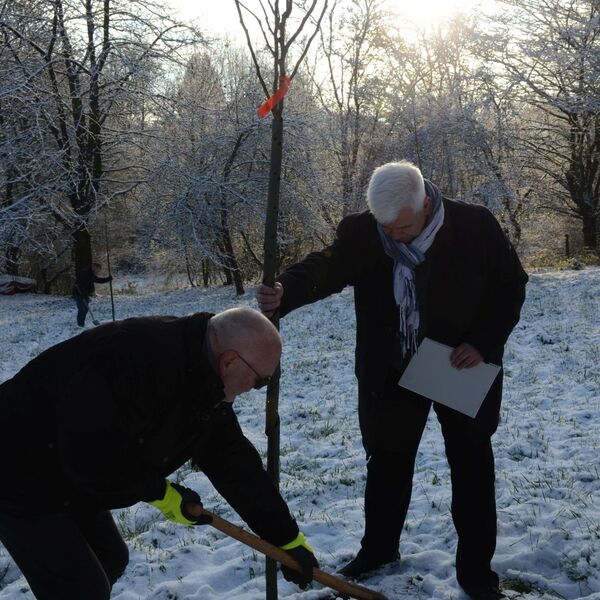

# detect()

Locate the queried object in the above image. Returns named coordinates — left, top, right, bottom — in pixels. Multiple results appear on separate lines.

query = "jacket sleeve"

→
left=93, top=275, right=112, bottom=284
left=278, top=216, right=359, bottom=317
left=193, top=407, right=299, bottom=547
left=56, top=366, right=166, bottom=508
left=464, top=208, right=528, bottom=360
left=74, top=270, right=92, bottom=295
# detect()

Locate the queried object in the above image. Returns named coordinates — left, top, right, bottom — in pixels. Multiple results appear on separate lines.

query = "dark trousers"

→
left=74, top=294, right=89, bottom=326
left=0, top=510, right=129, bottom=600
left=359, top=374, right=502, bottom=589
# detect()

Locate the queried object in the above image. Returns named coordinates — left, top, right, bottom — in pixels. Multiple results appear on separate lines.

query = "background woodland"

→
left=1, top=0, right=599, bottom=295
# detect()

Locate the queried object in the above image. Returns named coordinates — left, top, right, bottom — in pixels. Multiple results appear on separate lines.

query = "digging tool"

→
left=74, top=284, right=100, bottom=326
left=83, top=298, right=100, bottom=326
left=104, top=215, right=115, bottom=322
left=187, top=504, right=390, bottom=600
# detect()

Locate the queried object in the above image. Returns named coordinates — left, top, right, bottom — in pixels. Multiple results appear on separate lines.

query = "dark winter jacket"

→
left=278, top=199, right=528, bottom=446
left=0, top=313, right=298, bottom=546
left=72, top=267, right=111, bottom=298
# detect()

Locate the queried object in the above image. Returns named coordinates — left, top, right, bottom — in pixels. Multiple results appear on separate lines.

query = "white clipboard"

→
left=398, top=338, right=501, bottom=418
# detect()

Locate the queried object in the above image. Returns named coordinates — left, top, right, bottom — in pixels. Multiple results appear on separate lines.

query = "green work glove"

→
left=280, top=532, right=319, bottom=589
left=149, top=481, right=212, bottom=526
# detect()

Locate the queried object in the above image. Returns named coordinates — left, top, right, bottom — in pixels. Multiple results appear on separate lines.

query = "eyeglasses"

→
left=236, top=353, right=272, bottom=390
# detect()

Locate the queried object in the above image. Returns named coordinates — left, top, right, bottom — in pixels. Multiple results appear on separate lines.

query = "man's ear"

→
left=217, top=349, right=238, bottom=377
left=423, top=196, right=432, bottom=216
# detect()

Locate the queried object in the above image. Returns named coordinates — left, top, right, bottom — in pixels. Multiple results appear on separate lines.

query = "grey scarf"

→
left=377, top=180, right=445, bottom=359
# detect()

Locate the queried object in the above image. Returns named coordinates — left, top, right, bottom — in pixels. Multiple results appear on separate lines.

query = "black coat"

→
left=278, top=199, right=528, bottom=445
left=73, top=267, right=111, bottom=298
left=0, top=313, right=298, bottom=546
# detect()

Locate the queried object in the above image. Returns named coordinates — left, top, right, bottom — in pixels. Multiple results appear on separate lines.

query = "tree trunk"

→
left=263, top=103, right=284, bottom=600
left=182, top=237, right=196, bottom=287
left=566, top=147, right=599, bottom=253
left=218, top=128, right=253, bottom=296
left=263, top=111, right=284, bottom=285
left=202, top=259, right=210, bottom=287
left=3, top=161, right=21, bottom=275
left=340, top=131, right=352, bottom=216
left=5, top=247, right=20, bottom=276
left=220, top=219, right=244, bottom=295
left=582, top=210, right=597, bottom=250
left=40, top=264, right=70, bottom=294
left=502, top=197, right=522, bottom=246
left=72, top=227, right=92, bottom=272
left=232, top=2, right=327, bottom=595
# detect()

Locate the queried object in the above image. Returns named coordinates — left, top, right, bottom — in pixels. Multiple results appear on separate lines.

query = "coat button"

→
left=138, top=437, right=144, bottom=444
left=162, top=457, right=169, bottom=463
left=48, top=443, right=55, bottom=449
left=63, top=500, right=70, bottom=507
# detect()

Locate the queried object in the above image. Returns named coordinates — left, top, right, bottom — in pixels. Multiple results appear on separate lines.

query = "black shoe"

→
left=338, top=551, right=400, bottom=579
left=463, top=585, right=506, bottom=600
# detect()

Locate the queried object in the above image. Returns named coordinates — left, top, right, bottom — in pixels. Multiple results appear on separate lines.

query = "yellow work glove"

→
left=149, top=481, right=212, bottom=526
left=280, top=532, right=319, bottom=589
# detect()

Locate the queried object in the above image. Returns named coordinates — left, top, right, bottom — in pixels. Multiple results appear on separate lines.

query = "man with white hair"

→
left=257, top=161, right=528, bottom=600
left=0, top=307, right=317, bottom=599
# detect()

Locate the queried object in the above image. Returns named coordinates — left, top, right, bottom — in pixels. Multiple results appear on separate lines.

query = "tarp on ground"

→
left=0, top=275, right=36, bottom=295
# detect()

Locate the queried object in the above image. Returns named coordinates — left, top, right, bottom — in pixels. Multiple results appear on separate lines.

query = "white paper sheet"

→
left=398, top=337, right=501, bottom=418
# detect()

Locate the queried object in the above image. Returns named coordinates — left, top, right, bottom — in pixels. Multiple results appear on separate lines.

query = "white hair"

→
left=366, top=161, right=425, bottom=224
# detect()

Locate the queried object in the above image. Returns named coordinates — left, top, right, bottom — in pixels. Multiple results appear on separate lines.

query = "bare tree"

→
left=0, top=0, right=73, bottom=277
left=310, top=0, right=392, bottom=214
left=143, top=46, right=270, bottom=293
left=0, top=0, right=198, bottom=279
left=490, top=0, right=600, bottom=253
left=377, top=14, right=530, bottom=243
left=234, top=0, right=327, bottom=596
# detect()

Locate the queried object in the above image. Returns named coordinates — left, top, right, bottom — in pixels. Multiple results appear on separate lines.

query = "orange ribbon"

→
left=257, top=75, right=292, bottom=118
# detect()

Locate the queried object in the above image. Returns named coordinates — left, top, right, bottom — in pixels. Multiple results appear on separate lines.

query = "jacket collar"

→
left=182, top=313, right=226, bottom=413
left=367, top=197, right=454, bottom=261
left=427, top=197, right=453, bottom=258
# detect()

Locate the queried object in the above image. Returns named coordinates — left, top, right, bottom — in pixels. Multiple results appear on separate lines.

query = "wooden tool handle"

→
left=187, top=504, right=389, bottom=600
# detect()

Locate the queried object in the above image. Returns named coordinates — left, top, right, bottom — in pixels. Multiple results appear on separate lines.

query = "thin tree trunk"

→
left=219, top=127, right=253, bottom=295
left=233, top=3, right=328, bottom=596
left=202, top=259, right=210, bottom=287
left=582, top=209, right=597, bottom=250
left=182, top=238, right=196, bottom=287
left=263, top=102, right=284, bottom=600
left=72, top=226, right=92, bottom=272
left=220, top=220, right=244, bottom=295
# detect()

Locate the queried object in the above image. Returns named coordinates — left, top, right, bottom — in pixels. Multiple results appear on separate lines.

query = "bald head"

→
left=210, top=307, right=281, bottom=358
left=208, top=307, right=281, bottom=402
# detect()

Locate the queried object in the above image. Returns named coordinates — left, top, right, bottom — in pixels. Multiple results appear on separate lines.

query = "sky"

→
left=1, top=266, right=599, bottom=599
left=168, top=0, right=493, bottom=42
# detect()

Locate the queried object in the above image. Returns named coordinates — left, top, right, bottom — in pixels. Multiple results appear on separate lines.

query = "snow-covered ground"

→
left=0, top=267, right=599, bottom=600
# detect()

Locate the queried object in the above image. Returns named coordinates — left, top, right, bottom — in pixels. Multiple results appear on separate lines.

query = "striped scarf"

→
left=377, top=180, right=445, bottom=359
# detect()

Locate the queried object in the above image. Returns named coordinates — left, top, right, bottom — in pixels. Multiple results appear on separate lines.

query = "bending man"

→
left=0, top=307, right=317, bottom=599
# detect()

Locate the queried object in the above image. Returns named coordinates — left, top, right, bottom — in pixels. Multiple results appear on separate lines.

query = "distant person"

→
left=0, top=307, right=318, bottom=600
left=72, top=262, right=112, bottom=326
left=257, top=161, right=528, bottom=600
